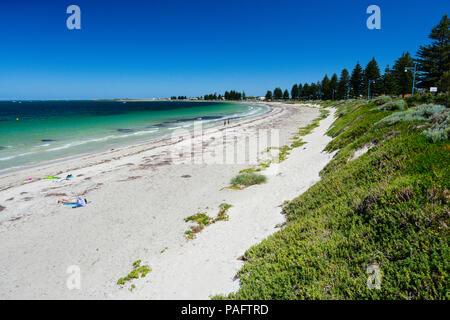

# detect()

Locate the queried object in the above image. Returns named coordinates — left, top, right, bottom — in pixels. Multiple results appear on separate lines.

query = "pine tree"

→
left=283, top=89, right=290, bottom=100
left=363, top=57, right=381, bottom=97
left=273, top=88, right=283, bottom=100
left=265, top=90, right=272, bottom=101
left=350, top=62, right=364, bottom=98
left=298, top=83, right=303, bottom=100
left=312, top=82, right=321, bottom=100
left=337, top=69, right=350, bottom=100
left=301, top=83, right=310, bottom=99
left=330, top=73, right=338, bottom=100
left=381, top=65, right=396, bottom=95
left=416, top=14, right=450, bottom=91
left=321, top=75, right=331, bottom=100
left=291, top=84, right=299, bottom=100
left=393, top=52, right=414, bottom=97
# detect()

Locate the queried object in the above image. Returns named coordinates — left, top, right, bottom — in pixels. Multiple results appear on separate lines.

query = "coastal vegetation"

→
left=184, top=203, right=233, bottom=239
left=217, top=99, right=449, bottom=299
left=117, top=260, right=151, bottom=289
left=230, top=173, right=267, bottom=188
left=160, top=247, right=168, bottom=254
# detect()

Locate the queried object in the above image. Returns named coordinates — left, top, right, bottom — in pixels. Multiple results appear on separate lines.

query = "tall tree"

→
left=265, top=90, right=272, bottom=101
left=321, top=75, right=331, bottom=100
left=416, top=14, right=450, bottom=91
left=283, top=89, right=290, bottom=100
left=337, top=69, right=350, bottom=100
left=301, top=83, right=310, bottom=99
left=291, top=84, right=299, bottom=100
left=382, top=65, right=396, bottom=95
left=363, top=57, right=382, bottom=97
left=330, top=73, right=338, bottom=100
left=350, top=62, right=364, bottom=98
left=298, top=83, right=303, bottom=100
left=273, top=87, right=283, bottom=100
left=393, top=52, right=414, bottom=97
left=312, top=82, right=321, bottom=100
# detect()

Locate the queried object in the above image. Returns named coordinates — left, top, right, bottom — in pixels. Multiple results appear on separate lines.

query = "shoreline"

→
left=0, top=102, right=333, bottom=299
left=0, top=102, right=272, bottom=178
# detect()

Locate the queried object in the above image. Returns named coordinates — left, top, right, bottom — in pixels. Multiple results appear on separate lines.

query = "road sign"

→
left=430, top=87, right=438, bottom=92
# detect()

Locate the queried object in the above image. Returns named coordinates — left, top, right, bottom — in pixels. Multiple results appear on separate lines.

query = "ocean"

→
left=0, top=100, right=268, bottom=172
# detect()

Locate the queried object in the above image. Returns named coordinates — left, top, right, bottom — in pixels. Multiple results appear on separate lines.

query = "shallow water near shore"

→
left=0, top=100, right=267, bottom=171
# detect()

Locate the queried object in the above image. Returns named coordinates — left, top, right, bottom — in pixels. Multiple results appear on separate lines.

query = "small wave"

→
left=0, top=152, right=36, bottom=161
left=133, top=129, right=158, bottom=136
left=0, top=156, right=14, bottom=161
left=47, top=140, right=90, bottom=151
left=46, top=129, right=160, bottom=152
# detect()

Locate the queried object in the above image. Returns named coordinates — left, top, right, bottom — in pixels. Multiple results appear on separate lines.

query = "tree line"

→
left=203, top=90, right=246, bottom=101
left=265, top=14, right=449, bottom=101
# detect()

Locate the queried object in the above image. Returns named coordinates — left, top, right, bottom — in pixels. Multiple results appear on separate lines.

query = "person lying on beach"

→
left=58, top=197, right=88, bottom=207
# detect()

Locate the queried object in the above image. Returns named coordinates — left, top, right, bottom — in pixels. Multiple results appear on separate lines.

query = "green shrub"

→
left=374, top=96, right=392, bottom=105
left=380, top=104, right=449, bottom=143
left=421, top=109, right=450, bottom=142
left=380, top=104, right=446, bottom=125
left=231, top=173, right=267, bottom=187
left=422, top=128, right=448, bottom=142
left=433, top=94, right=447, bottom=106
left=117, top=260, right=151, bottom=287
left=214, top=203, right=232, bottom=222
left=405, top=93, right=447, bottom=107
left=184, top=204, right=233, bottom=239
left=184, top=212, right=211, bottom=225
left=376, top=100, right=405, bottom=111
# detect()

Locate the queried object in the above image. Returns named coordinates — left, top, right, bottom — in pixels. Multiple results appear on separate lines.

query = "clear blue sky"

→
left=0, top=0, right=448, bottom=99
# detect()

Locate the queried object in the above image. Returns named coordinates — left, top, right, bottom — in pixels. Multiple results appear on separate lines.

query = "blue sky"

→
left=0, top=0, right=448, bottom=99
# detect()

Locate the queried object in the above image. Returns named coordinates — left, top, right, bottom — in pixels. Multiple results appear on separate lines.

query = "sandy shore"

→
left=0, top=102, right=335, bottom=299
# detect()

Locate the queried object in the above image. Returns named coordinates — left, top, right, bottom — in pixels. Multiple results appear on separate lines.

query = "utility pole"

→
left=405, top=62, right=418, bottom=96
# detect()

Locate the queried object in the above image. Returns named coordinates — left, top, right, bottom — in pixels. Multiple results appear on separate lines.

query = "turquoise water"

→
left=0, top=101, right=268, bottom=172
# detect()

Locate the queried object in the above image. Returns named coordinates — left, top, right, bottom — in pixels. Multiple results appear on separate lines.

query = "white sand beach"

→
left=0, top=102, right=336, bottom=299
